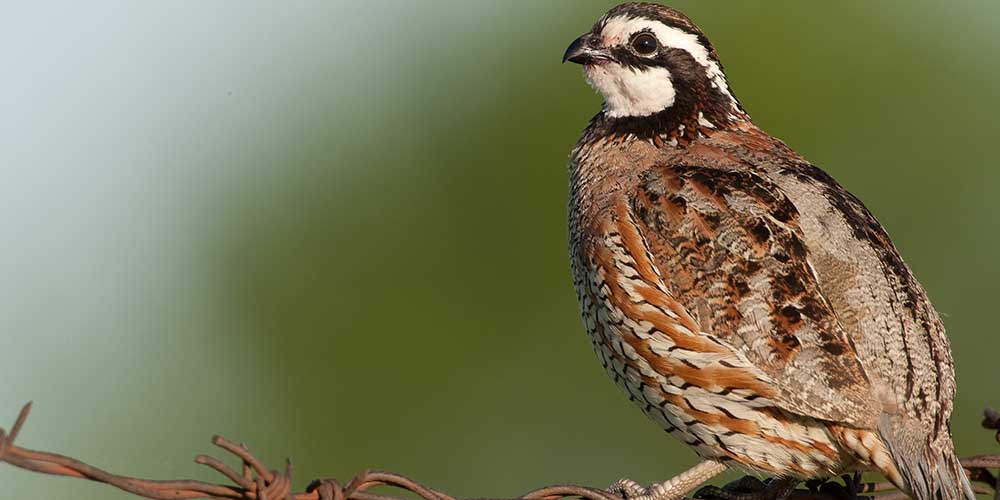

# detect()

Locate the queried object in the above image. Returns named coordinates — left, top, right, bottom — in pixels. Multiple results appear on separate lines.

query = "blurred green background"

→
left=2, top=1, right=998, bottom=498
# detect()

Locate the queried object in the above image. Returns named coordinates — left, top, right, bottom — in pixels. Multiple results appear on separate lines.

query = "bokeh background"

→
left=2, top=1, right=998, bottom=498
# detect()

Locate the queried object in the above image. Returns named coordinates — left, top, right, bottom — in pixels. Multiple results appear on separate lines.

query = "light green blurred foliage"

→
left=1, top=1, right=998, bottom=499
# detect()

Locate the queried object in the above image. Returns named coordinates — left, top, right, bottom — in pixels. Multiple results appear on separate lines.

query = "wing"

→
left=623, top=162, right=880, bottom=427
left=765, top=163, right=959, bottom=456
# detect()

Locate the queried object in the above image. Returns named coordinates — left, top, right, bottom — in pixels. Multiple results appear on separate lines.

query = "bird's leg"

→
left=694, top=477, right=798, bottom=500
left=610, top=460, right=728, bottom=500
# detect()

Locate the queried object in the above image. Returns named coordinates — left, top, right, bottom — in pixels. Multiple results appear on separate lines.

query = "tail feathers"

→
left=885, top=444, right=975, bottom=500
left=877, top=415, right=975, bottom=500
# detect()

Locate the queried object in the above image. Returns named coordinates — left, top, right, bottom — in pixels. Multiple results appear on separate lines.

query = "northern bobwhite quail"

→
left=564, top=3, right=972, bottom=499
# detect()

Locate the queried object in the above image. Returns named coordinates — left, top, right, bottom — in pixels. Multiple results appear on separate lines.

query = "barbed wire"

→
left=1, top=402, right=998, bottom=500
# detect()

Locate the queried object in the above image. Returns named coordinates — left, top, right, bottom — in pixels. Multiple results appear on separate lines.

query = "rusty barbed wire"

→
left=1, top=403, right=997, bottom=500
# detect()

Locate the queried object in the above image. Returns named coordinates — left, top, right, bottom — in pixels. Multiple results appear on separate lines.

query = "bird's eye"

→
left=631, top=33, right=658, bottom=55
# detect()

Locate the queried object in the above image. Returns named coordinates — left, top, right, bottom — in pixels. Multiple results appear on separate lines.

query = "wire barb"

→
left=1, top=402, right=998, bottom=500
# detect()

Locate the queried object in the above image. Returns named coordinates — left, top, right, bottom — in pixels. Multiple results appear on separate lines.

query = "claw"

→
left=610, top=478, right=649, bottom=499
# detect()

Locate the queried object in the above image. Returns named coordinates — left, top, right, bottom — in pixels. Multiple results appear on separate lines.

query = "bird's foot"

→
left=610, top=478, right=650, bottom=499
left=609, top=461, right=728, bottom=500
left=609, top=476, right=712, bottom=500
left=840, top=472, right=867, bottom=498
left=803, top=472, right=871, bottom=500
left=694, top=477, right=797, bottom=500
left=609, top=478, right=684, bottom=500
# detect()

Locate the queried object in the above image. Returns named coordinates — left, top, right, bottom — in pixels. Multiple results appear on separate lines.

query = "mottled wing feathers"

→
left=577, top=201, right=857, bottom=475
left=589, top=202, right=782, bottom=399
left=774, top=163, right=956, bottom=418
left=621, top=163, right=879, bottom=426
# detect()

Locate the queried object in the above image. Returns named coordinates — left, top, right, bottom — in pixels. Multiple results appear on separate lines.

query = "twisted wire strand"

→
left=1, top=403, right=997, bottom=500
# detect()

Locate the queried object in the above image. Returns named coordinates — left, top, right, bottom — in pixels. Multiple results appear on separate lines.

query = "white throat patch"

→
left=585, top=65, right=676, bottom=118
left=586, top=15, right=739, bottom=118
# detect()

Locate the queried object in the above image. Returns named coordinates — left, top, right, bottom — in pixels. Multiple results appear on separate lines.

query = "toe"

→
left=610, top=478, right=647, bottom=499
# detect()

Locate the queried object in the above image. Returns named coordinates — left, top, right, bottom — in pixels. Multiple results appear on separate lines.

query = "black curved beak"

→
left=563, top=33, right=609, bottom=65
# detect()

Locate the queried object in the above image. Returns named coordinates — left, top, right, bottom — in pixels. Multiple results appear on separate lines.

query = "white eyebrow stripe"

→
left=601, top=15, right=738, bottom=110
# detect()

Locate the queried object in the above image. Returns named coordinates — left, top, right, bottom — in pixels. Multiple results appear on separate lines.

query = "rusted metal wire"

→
left=1, top=403, right=998, bottom=500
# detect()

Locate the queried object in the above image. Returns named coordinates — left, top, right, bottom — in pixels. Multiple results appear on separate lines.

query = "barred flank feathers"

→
left=878, top=415, right=975, bottom=500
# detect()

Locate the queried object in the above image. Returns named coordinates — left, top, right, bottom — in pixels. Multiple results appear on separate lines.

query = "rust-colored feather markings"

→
left=565, top=3, right=973, bottom=500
